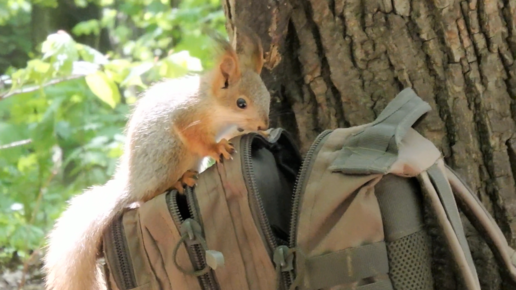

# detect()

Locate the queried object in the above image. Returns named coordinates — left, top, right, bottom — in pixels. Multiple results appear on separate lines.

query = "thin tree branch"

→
left=18, top=167, right=59, bottom=289
left=0, top=139, right=33, bottom=150
left=17, top=249, right=41, bottom=290
left=0, top=75, right=85, bottom=100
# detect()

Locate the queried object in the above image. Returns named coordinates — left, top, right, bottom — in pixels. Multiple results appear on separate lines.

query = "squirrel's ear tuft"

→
left=234, top=26, right=264, bottom=74
left=209, top=33, right=241, bottom=93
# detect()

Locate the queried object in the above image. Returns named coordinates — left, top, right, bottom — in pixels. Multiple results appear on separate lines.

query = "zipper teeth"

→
left=167, top=192, right=183, bottom=225
left=167, top=191, right=213, bottom=290
left=286, top=130, right=332, bottom=287
left=242, top=135, right=278, bottom=254
left=288, top=130, right=332, bottom=247
left=112, top=216, right=136, bottom=289
left=186, top=189, right=218, bottom=290
left=243, top=134, right=290, bottom=290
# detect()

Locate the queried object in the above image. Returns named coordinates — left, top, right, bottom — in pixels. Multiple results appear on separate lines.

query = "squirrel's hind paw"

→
left=172, top=181, right=185, bottom=194
left=172, top=170, right=199, bottom=194
left=181, top=170, right=199, bottom=187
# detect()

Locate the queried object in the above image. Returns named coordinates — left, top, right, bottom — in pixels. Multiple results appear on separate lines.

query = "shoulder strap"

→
left=446, top=165, right=516, bottom=282
left=426, top=163, right=479, bottom=285
left=329, top=88, right=431, bottom=174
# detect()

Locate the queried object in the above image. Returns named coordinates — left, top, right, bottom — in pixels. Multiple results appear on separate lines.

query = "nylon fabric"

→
left=301, top=242, right=389, bottom=289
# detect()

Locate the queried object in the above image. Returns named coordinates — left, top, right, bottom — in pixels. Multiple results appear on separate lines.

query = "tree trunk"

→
left=223, top=0, right=516, bottom=288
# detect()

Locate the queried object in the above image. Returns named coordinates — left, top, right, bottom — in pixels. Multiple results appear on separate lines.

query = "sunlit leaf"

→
left=121, top=62, right=153, bottom=86
left=41, top=31, right=79, bottom=75
left=17, top=154, right=38, bottom=173
left=85, top=71, right=121, bottom=108
left=76, top=44, right=108, bottom=65
left=168, top=50, right=203, bottom=71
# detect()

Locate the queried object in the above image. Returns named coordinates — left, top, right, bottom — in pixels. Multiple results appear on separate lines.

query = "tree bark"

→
left=223, top=0, right=516, bottom=288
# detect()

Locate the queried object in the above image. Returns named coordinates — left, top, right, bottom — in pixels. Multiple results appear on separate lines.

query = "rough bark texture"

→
left=223, top=0, right=516, bottom=289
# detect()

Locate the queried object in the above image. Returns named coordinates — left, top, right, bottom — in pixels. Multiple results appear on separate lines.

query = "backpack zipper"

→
left=109, top=214, right=137, bottom=289
left=167, top=190, right=219, bottom=290
left=241, top=134, right=278, bottom=252
left=241, top=133, right=289, bottom=289
left=286, top=130, right=333, bottom=286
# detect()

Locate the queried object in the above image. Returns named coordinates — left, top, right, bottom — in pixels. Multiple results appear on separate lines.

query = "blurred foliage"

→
left=0, top=0, right=226, bottom=263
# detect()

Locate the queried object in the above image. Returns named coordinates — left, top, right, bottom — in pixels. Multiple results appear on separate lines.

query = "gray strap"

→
left=427, top=165, right=479, bottom=281
left=329, top=88, right=431, bottom=174
left=371, top=88, right=432, bottom=146
left=302, top=242, right=391, bottom=289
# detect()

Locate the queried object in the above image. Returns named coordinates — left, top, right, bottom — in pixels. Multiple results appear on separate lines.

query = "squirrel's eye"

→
left=236, top=98, right=247, bottom=109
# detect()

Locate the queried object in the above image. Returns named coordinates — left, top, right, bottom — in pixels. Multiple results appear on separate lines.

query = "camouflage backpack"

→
left=101, top=88, right=516, bottom=290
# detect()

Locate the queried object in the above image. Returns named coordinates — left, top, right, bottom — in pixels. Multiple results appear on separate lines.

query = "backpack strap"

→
left=426, top=163, right=479, bottom=284
left=329, top=88, right=431, bottom=174
left=285, top=242, right=392, bottom=290
left=446, top=165, right=516, bottom=281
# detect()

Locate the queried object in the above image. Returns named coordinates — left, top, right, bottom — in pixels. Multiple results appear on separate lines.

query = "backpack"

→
left=100, top=88, right=516, bottom=290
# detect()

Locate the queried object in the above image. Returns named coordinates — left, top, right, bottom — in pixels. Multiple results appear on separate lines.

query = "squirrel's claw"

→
left=211, top=138, right=235, bottom=163
left=181, top=170, right=199, bottom=187
left=173, top=170, right=199, bottom=194
left=173, top=181, right=185, bottom=194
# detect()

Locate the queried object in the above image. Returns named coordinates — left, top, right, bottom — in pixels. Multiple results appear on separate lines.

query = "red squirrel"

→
left=43, top=31, right=270, bottom=290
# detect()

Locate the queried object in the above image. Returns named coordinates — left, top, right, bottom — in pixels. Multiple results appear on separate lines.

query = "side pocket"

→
left=375, top=174, right=433, bottom=290
left=103, top=212, right=138, bottom=290
left=103, top=209, right=160, bottom=290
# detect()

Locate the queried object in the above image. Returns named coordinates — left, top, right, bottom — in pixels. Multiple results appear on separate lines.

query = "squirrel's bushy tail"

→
left=44, top=179, right=130, bottom=290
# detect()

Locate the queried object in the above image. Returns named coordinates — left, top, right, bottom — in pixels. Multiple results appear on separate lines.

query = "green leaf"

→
left=72, top=19, right=101, bottom=36
left=41, top=31, right=79, bottom=75
left=121, top=62, right=153, bottom=87
left=85, top=71, right=121, bottom=108
left=55, top=121, right=72, bottom=139
left=76, top=44, right=108, bottom=65
left=168, top=50, right=203, bottom=71
left=17, top=154, right=38, bottom=173
left=30, top=59, right=51, bottom=74
left=30, top=97, right=63, bottom=152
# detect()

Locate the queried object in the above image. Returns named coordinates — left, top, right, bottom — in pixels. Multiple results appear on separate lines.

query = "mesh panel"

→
left=387, top=230, right=434, bottom=290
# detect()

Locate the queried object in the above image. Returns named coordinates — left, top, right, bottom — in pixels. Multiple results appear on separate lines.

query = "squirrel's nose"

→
left=258, top=119, right=269, bottom=131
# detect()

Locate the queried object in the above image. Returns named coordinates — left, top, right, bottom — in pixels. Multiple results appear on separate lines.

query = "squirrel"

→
left=43, top=30, right=270, bottom=290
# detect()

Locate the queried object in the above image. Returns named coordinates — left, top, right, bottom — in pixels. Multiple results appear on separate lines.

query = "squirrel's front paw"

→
left=210, top=138, right=236, bottom=163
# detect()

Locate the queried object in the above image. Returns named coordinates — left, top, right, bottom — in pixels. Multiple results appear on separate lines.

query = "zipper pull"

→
left=174, top=218, right=225, bottom=276
left=205, top=250, right=225, bottom=270
left=180, top=219, right=202, bottom=243
left=181, top=220, right=225, bottom=269
left=274, top=246, right=307, bottom=290
left=273, top=246, right=294, bottom=272
left=273, top=246, right=295, bottom=290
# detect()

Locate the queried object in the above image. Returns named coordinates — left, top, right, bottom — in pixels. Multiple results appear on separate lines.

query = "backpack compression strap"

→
left=328, top=88, right=431, bottom=175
